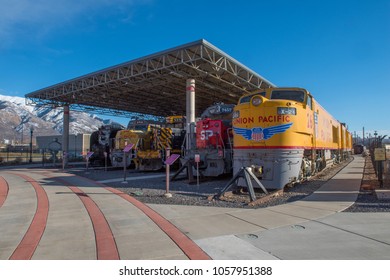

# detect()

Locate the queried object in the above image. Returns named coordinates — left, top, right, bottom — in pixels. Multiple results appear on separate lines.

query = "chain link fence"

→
left=369, top=141, right=389, bottom=188
left=0, top=148, right=85, bottom=167
left=383, top=144, right=390, bottom=188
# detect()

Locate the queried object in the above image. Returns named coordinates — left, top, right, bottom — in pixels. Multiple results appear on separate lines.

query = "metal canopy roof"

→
left=25, top=39, right=276, bottom=119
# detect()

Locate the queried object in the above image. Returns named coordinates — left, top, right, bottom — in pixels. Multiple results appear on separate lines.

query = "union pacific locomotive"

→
left=233, top=87, right=352, bottom=190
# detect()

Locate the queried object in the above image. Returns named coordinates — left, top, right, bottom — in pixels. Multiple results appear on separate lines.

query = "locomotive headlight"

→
left=252, top=96, right=262, bottom=106
left=277, top=107, right=297, bottom=115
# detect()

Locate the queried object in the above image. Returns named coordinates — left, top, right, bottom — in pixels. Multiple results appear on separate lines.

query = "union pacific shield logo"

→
left=234, top=123, right=293, bottom=141
left=251, top=127, right=264, bottom=141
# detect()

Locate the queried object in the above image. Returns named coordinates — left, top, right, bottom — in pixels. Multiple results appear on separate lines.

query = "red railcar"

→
left=191, top=103, right=235, bottom=177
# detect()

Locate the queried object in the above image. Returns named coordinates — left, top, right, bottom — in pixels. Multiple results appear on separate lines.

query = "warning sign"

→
left=374, top=148, right=386, bottom=161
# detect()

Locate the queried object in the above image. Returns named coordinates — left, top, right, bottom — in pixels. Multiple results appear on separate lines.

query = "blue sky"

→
left=0, top=0, right=389, bottom=139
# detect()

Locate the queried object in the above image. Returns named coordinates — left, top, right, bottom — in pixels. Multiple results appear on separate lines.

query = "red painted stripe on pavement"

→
left=105, top=187, right=211, bottom=260
left=42, top=173, right=120, bottom=260
left=67, top=186, right=119, bottom=260
left=0, top=176, right=9, bottom=207
left=8, top=173, right=49, bottom=260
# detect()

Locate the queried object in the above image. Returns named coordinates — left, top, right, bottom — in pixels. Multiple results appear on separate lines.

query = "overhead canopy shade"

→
left=25, top=39, right=275, bottom=119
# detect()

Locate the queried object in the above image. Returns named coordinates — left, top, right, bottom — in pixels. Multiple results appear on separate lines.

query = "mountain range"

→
left=0, top=94, right=112, bottom=145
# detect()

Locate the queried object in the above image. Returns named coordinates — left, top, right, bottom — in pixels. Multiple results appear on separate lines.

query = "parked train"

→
left=89, top=122, right=125, bottom=166
left=90, top=88, right=352, bottom=190
left=232, top=87, right=353, bottom=189
left=179, top=103, right=235, bottom=177
left=163, top=115, right=186, bottom=159
left=110, top=119, right=164, bottom=170
left=91, top=117, right=186, bottom=170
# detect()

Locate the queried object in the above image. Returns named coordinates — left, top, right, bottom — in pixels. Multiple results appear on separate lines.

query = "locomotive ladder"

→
left=216, top=167, right=268, bottom=202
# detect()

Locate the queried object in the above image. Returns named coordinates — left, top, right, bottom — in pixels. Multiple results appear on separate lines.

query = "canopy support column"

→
left=62, top=105, right=70, bottom=168
left=186, top=79, right=195, bottom=150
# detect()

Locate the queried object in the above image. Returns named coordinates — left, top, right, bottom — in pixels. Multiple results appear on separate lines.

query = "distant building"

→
left=36, top=134, right=90, bottom=157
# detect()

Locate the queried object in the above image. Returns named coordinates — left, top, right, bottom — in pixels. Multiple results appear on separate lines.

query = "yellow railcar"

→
left=233, top=87, right=352, bottom=189
left=111, top=120, right=163, bottom=170
left=111, top=129, right=149, bottom=168
left=111, top=118, right=186, bottom=170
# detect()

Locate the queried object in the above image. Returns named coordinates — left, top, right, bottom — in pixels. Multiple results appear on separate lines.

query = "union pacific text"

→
left=233, top=115, right=291, bottom=125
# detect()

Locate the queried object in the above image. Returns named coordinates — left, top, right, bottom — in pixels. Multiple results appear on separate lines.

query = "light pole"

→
left=374, top=131, right=378, bottom=145
left=29, top=127, right=34, bottom=163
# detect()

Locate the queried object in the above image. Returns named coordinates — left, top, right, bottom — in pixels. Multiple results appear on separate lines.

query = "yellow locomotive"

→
left=111, top=118, right=185, bottom=170
left=233, top=87, right=352, bottom=189
left=111, top=120, right=163, bottom=170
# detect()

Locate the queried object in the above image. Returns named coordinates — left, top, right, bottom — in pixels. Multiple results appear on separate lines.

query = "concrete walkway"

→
left=1, top=155, right=389, bottom=260
left=0, top=170, right=207, bottom=260
left=149, top=156, right=390, bottom=259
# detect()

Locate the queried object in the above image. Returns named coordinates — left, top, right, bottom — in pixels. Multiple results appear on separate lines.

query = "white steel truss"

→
left=26, top=39, right=275, bottom=118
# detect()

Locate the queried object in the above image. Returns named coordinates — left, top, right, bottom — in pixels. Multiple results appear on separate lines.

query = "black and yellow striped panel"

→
left=158, top=128, right=172, bottom=150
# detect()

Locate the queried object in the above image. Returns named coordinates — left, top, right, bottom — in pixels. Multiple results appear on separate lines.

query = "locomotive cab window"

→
left=135, top=125, right=148, bottom=131
left=307, top=95, right=313, bottom=110
left=239, top=92, right=266, bottom=104
left=270, top=90, right=305, bottom=103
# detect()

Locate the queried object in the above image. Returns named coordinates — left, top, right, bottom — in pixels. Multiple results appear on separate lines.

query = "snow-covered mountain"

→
left=0, top=94, right=114, bottom=144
